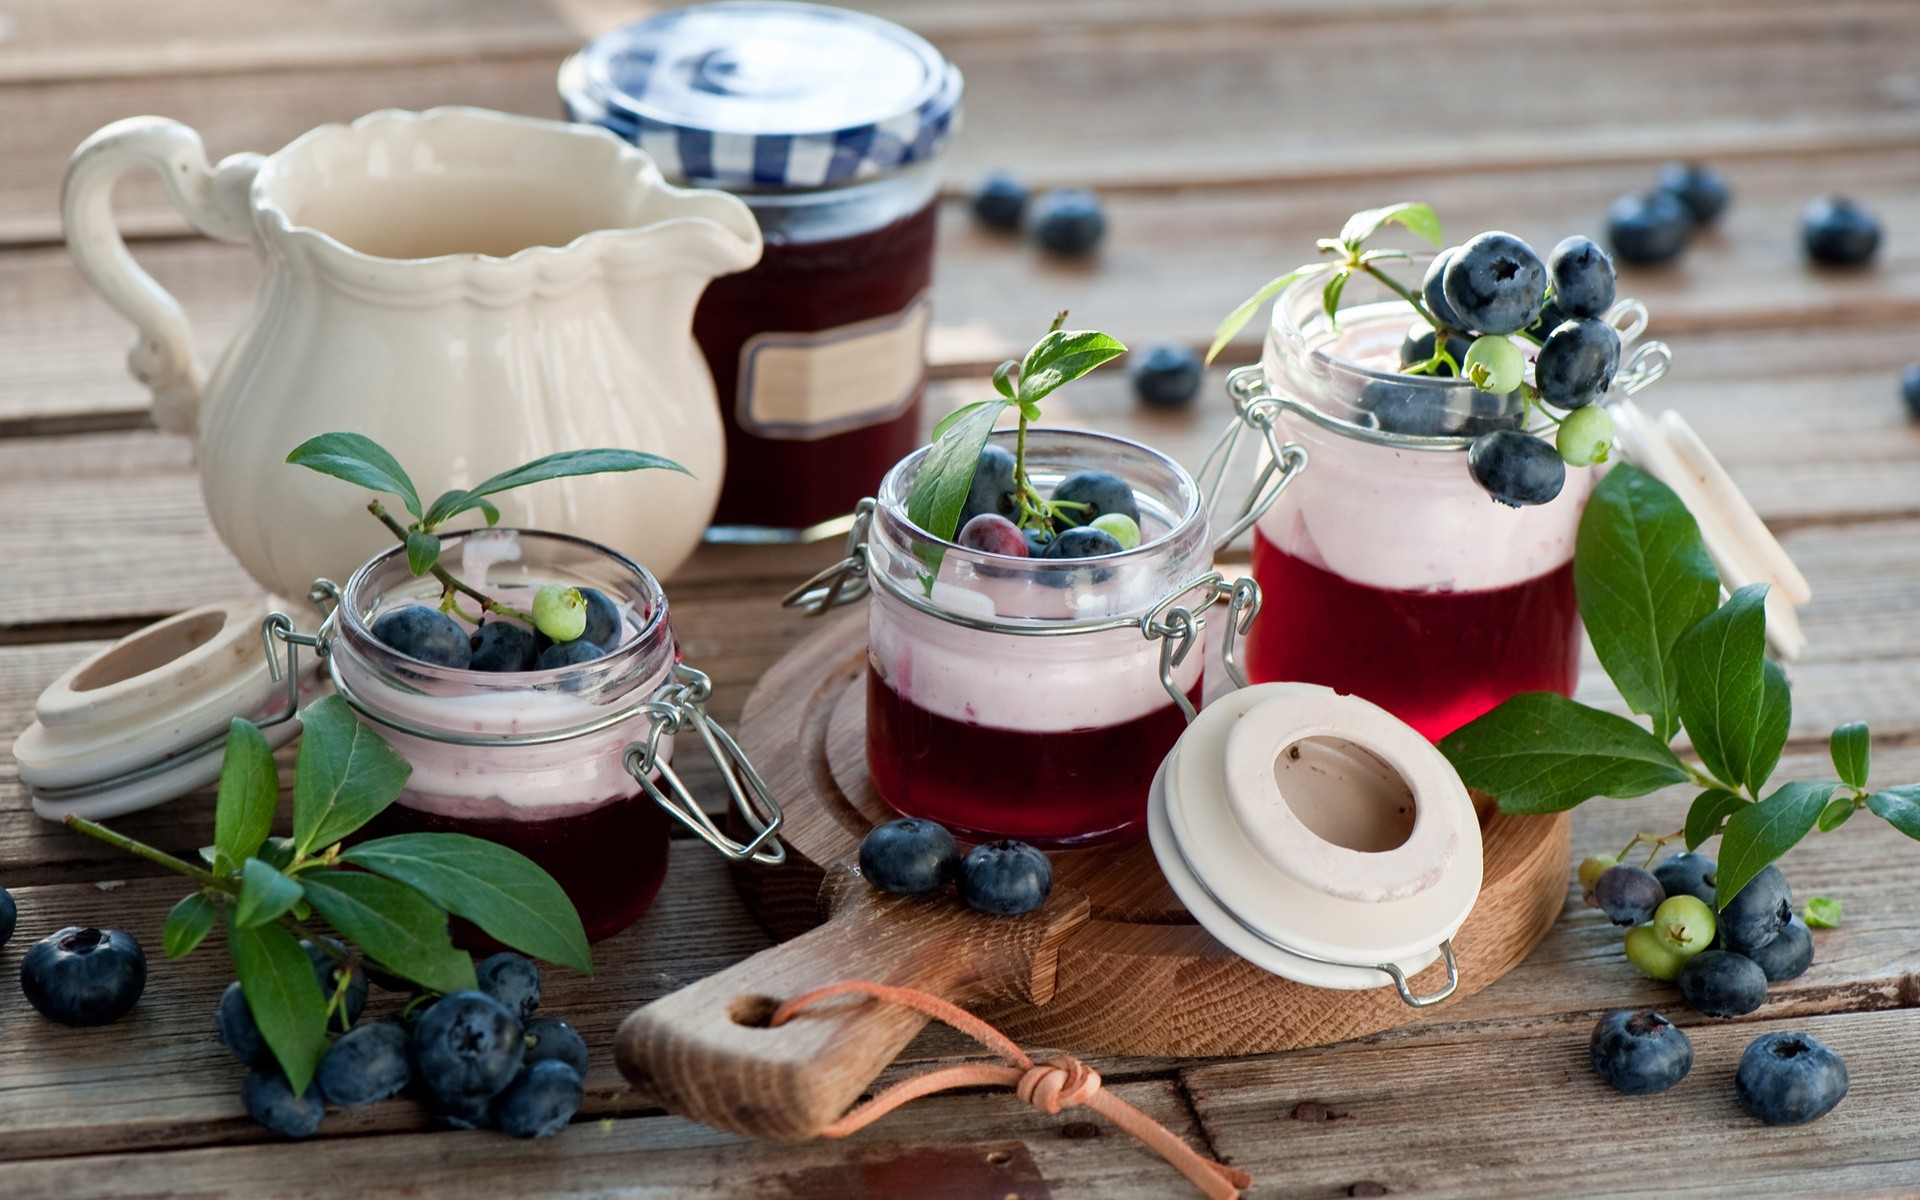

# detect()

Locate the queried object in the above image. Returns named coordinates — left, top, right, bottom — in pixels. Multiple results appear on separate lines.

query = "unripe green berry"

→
left=532, top=583, right=587, bottom=642
left=1624, top=923, right=1688, bottom=981
left=1651, top=894, right=1716, bottom=959
left=1090, top=512, right=1142, bottom=550
left=1578, top=853, right=1622, bottom=892
left=1462, top=335, right=1524, bottom=394
left=1557, top=404, right=1615, bottom=467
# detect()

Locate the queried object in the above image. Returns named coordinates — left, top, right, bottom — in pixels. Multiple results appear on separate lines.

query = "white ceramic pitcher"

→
left=63, top=107, right=762, bottom=598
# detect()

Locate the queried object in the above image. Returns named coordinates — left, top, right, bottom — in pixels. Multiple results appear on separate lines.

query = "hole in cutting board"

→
left=729, top=994, right=781, bottom=1027
left=1274, top=737, right=1415, bottom=853
left=71, top=610, right=227, bottom=692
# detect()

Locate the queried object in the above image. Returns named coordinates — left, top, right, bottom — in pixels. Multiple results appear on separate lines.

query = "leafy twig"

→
left=366, top=500, right=524, bottom=620
left=65, top=815, right=226, bottom=889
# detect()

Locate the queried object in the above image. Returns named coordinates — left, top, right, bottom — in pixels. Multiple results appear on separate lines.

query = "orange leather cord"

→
left=770, top=980, right=1253, bottom=1200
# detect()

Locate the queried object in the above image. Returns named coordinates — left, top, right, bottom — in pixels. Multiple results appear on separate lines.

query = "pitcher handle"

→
left=62, top=117, right=263, bottom=435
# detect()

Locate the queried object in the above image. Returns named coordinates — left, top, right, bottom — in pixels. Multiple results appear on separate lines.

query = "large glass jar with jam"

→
left=561, top=1, right=963, bottom=542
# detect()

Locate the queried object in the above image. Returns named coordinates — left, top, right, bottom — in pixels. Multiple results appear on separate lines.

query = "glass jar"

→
left=809, top=429, right=1256, bottom=848
left=1209, top=267, right=1668, bottom=742
left=325, top=529, right=782, bottom=944
left=561, top=2, right=962, bottom=541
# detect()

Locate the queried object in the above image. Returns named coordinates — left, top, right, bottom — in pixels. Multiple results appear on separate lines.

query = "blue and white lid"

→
left=561, top=1, right=962, bottom=190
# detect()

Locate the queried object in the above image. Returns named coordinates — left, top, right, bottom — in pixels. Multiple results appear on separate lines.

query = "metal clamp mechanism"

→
left=625, top=665, right=786, bottom=866
left=1141, top=572, right=1263, bottom=722
left=1198, top=368, right=1310, bottom=553
left=781, top=498, right=876, bottom=615
left=1378, top=939, right=1459, bottom=1008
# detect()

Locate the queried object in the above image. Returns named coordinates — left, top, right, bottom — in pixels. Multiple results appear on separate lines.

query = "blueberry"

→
left=1358, top=379, right=1452, bottom=437
left=316, top=1020, right=412, bottom=1108
left=217, top=980, right=271, bottom=1066
left=1676, top=949, right=1768, bottom=1018
left=363, top=960, right=414, bottom=992
left=957, top=514, right=1028, bottom=558
left=523, top=1017, right=591, bottom=1078
left=1653, top=853, right=1717, bottom=907
left=1655, top=162, right=1731, bottom=225
left=241, top=1067, right=327, bottom=1138
left=1051, top=469, right=1139, bottom=528
left=1467, top=430, right=1566, bottom=507
left=1022, top=526, right=1055, bottom=557
left=302, top=937, right=368, bottom=1028
left=1741, top=915, right=1814, bottom=983
left=1454, top=387, right=1525, bottom=437
left=469, top=622, right=539, bottom=672
left=957, top=840, right=1053, bottom=916
left=1044, top=527, right=1126, bottom=560
left=859, top=817, right=960, bottom=895
left=1717, top=863, right=1792, bottom=955
left=1031, top=188, right=1106, bottom=257
left=1802, top=196, right=1881, bottom=266
left=1735, top=1032, right=1848, bottom=1125
left=958, top=444, right=1019, bottom=527
left=1577, top=853, right=1622, bottom=894
left=1399, top=325, right=1470, bottom=376
left=0, top=887, right=14, bottom=947
left=1902, top=365, right=1920, bottom=421
left=476, top=952, right=542, bottom=1023
left=534, top=639, right=606, bottom=671
left=413, top=990, right=525, bottom=1105
left=1522, top=298, right=1568, bottom=344
left=1422, top=248, right=1469, bottom=330
left=1589, top=1010, right=1693, bottom=1095
left=1547, top=235, right=1616, bottom=319
left=1442, top=231, right=1548, bottom=335
left=1651, top=894, right=1717, bottom=959
left=371, top=605, right=472, bottom=669
left=970, top=172, right=1028, bottom=231
left=434, top=1090, right=496, bottom=1130
left=1535, top=318, right=1621, bottom=409
left=1607, top=191, right=1693, bottom=265
left=1130, top=343, right=1203, bottom=408
left=1555, top=404, right=1614, bottom=468
left=1594, top=864, right=1665, bottom=926
left=577, top=587, right=623, bottom=650
left=1624, top=924, right=1688, bottom=982
left=492, top=1059, right=584, bottom=1139
left=20, top=926, right=146, bottom=1026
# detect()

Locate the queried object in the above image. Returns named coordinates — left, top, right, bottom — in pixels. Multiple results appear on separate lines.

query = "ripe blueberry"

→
left=1589, top=1010, right=1693, bottom=1095
left=859, top=817, right=960, bottom=895
left=1901, top=365, right=1920, bottom=421
left=957, top=514, right=1029, bottom=558
left=1717, top=864, right=1792, bottom=955
left=535, top=639, right=606, bottom=671
left=241, top=1067, right=327, bottom=1138
left=1442, top=231, right=1548, bottom=335
left=1022, top=526, right=1055, bottom=557
left=1655, top=162, right=1731, bottom=224
left=1131, top=344, right=1203, bottom=408
left=1044, top=527, right=1126, bottom=560
left=1547, top=235, right=1617, bottom=319
left=476, top=952, right=542, bottom=1023
left=0, top=887, right=15, bottom=947
left=469, top=622, right=539, bottom=673
left=316, top=1020, right=412, bottom=1108
left=1031, top=188, right=1106, bottom=256
left=412, top=990, right=525, bottom=1106
left=1400, top=325, right=1470, bottom=376
left=1468, top=430, right=1566, bottom=507
left=1735, top=1032, right=1848, bottom=1125
left=958, top=840, right=1053, bottom=916
left=1594, top=864, right=1665, bottom=926
left=970, top=172, right=1028, bottom=231
left=1536, top=318, right=1621, bottom=409
left=1051, top=469, right=1139, bottom=528
left=1422, top=248, right=1469, bottom=330
left=1577, top=853, right=1622, bottom=903
left=1522, top=298, right=1568, bottom=344
left=523, top=1017, right=591, bottom=1078
left=959, top=444, right=1019, bottom=528
left=1652, top=852, right=1717, bottom=907
left=302, top=937, right=368, bottom=1028
left=217, top=980, right=271, bottom=1066
left=20, top=926, right=146, bottom=1026
left=371, top=606, right=472, bottom=670
left=1802, top=196, right=1881, bottom=266
left=1677, top=949, right=1768, bottom=1018
left=1607, top=192, right=1692, bottom=265
left=578, top=587, right=623, bottom=650
left=1741, top=915, right=1814, bottom=983
left=1358, top=379, right=1452, bottom=437
left=492, top=1059, right=584, bottom=1139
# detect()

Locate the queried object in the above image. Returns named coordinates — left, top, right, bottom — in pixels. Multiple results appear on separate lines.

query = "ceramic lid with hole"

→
left=1149, top=682, right=1481, bottom=992
left=10, top=598, right=312, bottom=822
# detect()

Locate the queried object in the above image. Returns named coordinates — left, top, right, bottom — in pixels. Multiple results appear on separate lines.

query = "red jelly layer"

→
left=1245, top=529, right=1581, bottom=742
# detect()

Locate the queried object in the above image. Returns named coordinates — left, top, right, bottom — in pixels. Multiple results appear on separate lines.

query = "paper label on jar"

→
left=736, top=294, right=930, bottom=441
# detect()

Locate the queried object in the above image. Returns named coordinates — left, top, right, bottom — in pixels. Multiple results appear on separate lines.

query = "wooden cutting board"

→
left=615, top=610, right=1570, bottom=1141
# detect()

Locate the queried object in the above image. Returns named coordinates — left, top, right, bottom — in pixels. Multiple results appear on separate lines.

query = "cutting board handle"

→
left=615, top=875, right=1089, bottom=1141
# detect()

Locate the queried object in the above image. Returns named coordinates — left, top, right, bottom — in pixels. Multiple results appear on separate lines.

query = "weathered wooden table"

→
left=4, top=1, right=1920, bottom=1196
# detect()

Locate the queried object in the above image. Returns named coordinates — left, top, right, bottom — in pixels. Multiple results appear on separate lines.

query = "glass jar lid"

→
left=563, top=1, right=962, bottom=189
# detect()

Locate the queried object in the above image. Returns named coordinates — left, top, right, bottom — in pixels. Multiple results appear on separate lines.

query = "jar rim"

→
left=1270, top=253, right=1482, bottom=396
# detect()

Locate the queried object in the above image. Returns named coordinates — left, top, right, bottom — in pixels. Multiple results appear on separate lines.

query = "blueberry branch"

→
left=366, top=501, right=528, bottom=621
left=63, top=815, right=227, bottom=890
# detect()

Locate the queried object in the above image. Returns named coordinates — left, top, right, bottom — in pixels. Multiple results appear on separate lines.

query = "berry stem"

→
left=1359, top=261, right=1439, bottom=330
left=62, top=815, right=228, bottom=890
left=366, top=501, right=529, bottom=621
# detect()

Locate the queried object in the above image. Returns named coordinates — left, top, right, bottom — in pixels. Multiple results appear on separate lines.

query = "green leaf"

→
left=1573, top=465, right=1720, bottom=743
left=1674, top=584, right=1779, bottom=795
left=422, top=448, right=688, bottom=529
left=291, top=695, right=412, bottom=856
left=1804, top=896, right=1843, bottom=929
left=258, top=836, right=297, bottom=871
left=212, top=718, right=278, bottom=874
left=1830, top=721, right=1871, bottom=790
left=1321, top=268, right=1351, bottom=326
left=1339, top=202, right=1442, bottom=249
left=1816, top=795, right=1855, bottom=833
left=162, top=892, right=219, bottom=958
left=1752, top=660, right=1791, bottom=796
left=234, top=858, right=305, bottom=928
left=286, top=432, right=423, bottom=520
left=1439, top=692, right=1692, bottom=814
left=1685, top=788, right=1747, bottom=850
left=404, top=529, right=441, bottom=577
left=228, top=916, right=328, bottom=1094
left=1717, top=780, right=1839, bottom=909
left=343, top=833, right=592, bottom=974
left=991, top=361, right=1018, bottom=400
left=1016, top=330, right=1127, bottom=407
left=1866, top=783, right=1920, bottom=839
left=1207, top=266, right=1327, bottom=364
left=905, top=399, right=1008, bottom=547
left=300, top=871, right=477, bottom=994
left=930, top=400, right=993, bottom=443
